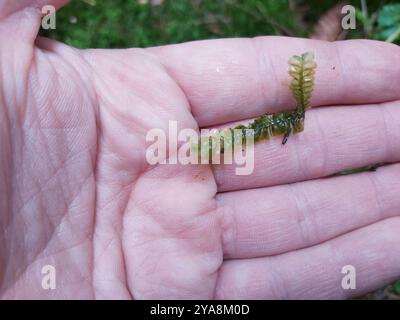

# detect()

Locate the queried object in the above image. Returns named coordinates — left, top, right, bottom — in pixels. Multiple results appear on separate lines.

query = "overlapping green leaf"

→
left=288, top=52, right=317, bottom=112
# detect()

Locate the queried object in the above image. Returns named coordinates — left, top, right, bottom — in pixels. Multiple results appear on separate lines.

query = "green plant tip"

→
left=394, top=280, right=400, bottom=295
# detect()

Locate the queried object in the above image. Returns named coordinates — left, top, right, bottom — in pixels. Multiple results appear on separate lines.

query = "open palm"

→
left=1, top=1, right=400, bottom=299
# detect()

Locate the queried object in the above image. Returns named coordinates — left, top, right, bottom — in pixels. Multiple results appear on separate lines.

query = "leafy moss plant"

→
left=194, top=51, right=317, bottom=159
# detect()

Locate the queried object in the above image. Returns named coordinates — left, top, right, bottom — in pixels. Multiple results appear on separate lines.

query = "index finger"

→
left=149, top=37, right=400, bottom=127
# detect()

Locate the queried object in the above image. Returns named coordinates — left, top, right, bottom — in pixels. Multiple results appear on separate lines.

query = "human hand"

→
left=0, top=0, right=399, bottom=299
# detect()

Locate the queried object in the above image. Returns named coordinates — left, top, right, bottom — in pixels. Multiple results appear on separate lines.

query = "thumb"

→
left=0, top=0, right=69, bottom=42
left=0, top=0, right=69, bottom=19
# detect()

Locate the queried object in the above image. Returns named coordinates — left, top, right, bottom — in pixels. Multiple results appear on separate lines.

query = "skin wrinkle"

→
left=355, top=104, right=395, bottom=163
left=334, top=41, right=400, bottom=106
left=113, top=180, right=140, bottom=299
left=129, top=191, right=217, bottom=244
left=152, top=51, right=201, bottom=121
left=129, top=251, right=175, bottom=298
left=94, top=145, right=137, bottom=298
left=206, top=208, right=224, bottom=298
left=0, top=105, right=11, bottom=289
left=291, top=124, right=306, bottom=180
left=43, top=235, right=92, bottom=260
left=0, top=1, right=63, bottom=21
left=366, top=170, right=386, bottom=222
left=87, top=54, right=182, bottom=174
left=95, top=181, right=129, bottom=213
left=61, top=172, right=94, bottom=231
left=89, top=50, right=182, bottom=132
left=21, top=59, right=52, bottom=130
left=266, top=258, right=291, bottom=299
left=40, top=234, right=94, bottom=299
left=93, top=236, right=118, bottom=269
left=44, top=48, right=98, bottom=299
left=98, top=93, right=149, bottom=140
left=35, top=44, right=98, bottom=127
left=79, top=51, right=101, bottom=126
left=329, top=173, right=380, bottom=234
left=17, top=134, right=51, bottom=219
left=29, top=67, right=61, bottom=129
left=332, top=42, right=350, bottom=106
left=47, top=245, right=94, bottom=299
left=216, top=257, right=289, bottom=299
left=4, top=109, right=41, bottom=290
left=2, top=220, right=28, bottom=292
left=92, top=219, right=129, bottom=299
left=3, top=151, right=89, bottom=294
left=253, top=37, right=280, bottom=112
left=21, top=17, right=40, bottom=120
left=5, top=9, right=40, bottom=117
left=288, top=183, right=319, bottom=246
left=14, top=142, right=88, bottom=214
left=36, top=43, right=97, bottom=112
left=378, top=103, right=393, bottom=161
left=152, top=42, right=246, bottom=126
left=324, top=239, right=347, bottom=299
left=81, top=58, right=102, bottom=300
left=145, top=47, right=193, bottom=115
left=217, top=196, right=238, bottom=258
left=92, top=84, right=148, bottom=297
left=32, top=45, right=98, bottom=298
left=309, top=109, right=328, bottom=178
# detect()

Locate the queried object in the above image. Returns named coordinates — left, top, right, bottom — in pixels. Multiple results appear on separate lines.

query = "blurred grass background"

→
left=42, top=0, right=400, bottom=48
left=42, top=0, right=399, bottom=300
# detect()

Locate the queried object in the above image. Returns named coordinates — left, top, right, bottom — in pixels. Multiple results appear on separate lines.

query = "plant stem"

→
left=360, top=0, right=371, bottom=37
left=386, top=26, right=400, bottom=43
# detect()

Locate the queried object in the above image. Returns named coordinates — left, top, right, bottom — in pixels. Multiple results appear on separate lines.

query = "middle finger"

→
left=212, top=100, right=400, bottom=192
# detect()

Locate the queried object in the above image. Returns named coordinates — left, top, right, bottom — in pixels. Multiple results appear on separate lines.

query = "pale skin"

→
left=0, top=0, right=400, bottom=299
